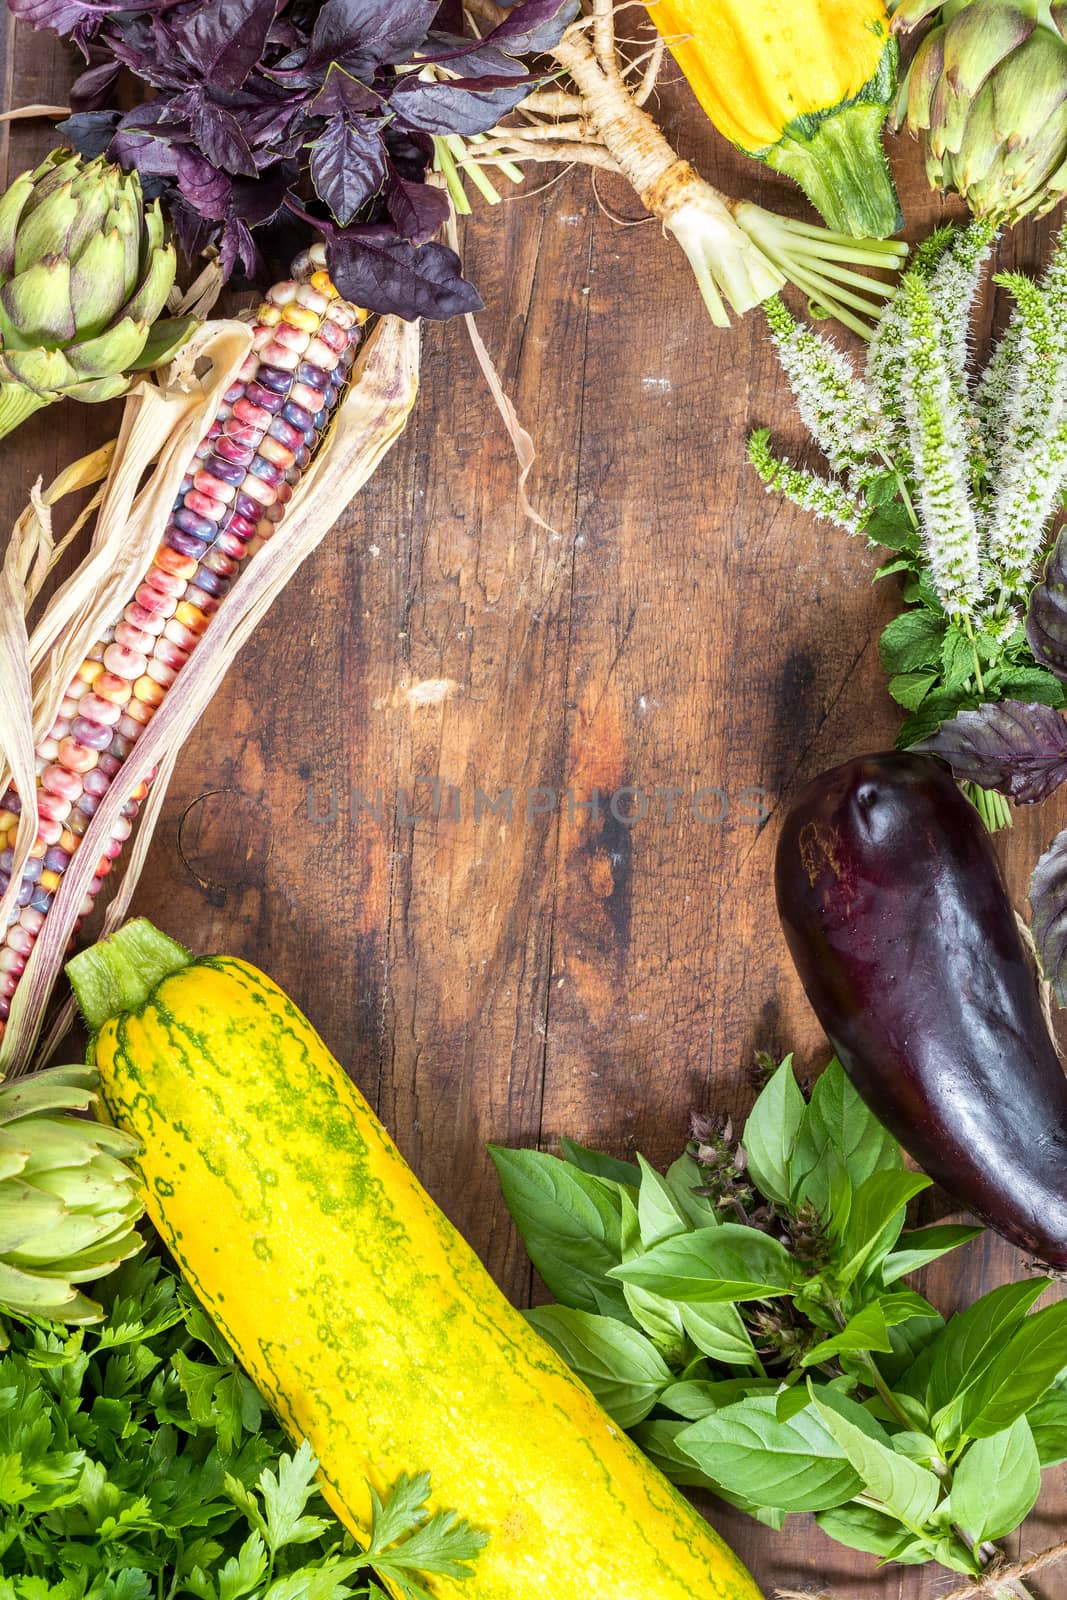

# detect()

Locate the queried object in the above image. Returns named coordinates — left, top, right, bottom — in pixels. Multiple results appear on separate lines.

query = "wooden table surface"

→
left=3, top=13, right=1065, bottom=1596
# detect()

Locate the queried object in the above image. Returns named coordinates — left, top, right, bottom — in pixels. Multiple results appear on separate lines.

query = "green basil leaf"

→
left=488, top=1146, right=628, bottom=1317
left=927, top=1278, right=1051, bottom=1419
left=835, top=1170, right=933, bottom=1289
left=628, top=1418, right=723, bottom=1488
left=559, top=1137, right=641, bottom=1189
left=799, top=1302, right=894, bottom=1368
left=810, top=1392, right=942, bottom=1528
left=742, top=1057, right=805, bottom=1207
left=618, top=1191, right=688, bottom=1362
left=523, top=1306, right=670, bottom=1429
left=1026, top=1383, right=1067, bottom=1467
left=660, top=1377, right=777, bottom=1419
left=679, top=1302, right=760, bottom=1367
left=948, top=1418, right=1041, bottom=1543
left=609, top=1224, right=797, bottom=1304
left=815, top=1503, right=913, bottom=1558
left=636, top=1155, right=690, bottom=1248
left=663, top=1155, right=720, bottom=1229
left=881, top=1224, right=985, bottom=1284
left=678, top=1396, right=864, bottom=1513
left=790, top=1060, right=902, bottom=1205
left=957, top=1298, right=1067, bottom=1440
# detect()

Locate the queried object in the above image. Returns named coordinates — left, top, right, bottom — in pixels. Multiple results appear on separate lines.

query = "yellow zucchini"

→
left=69, top=919, right=763, bottom=1600
left=648, top=0, right=902, bottom=238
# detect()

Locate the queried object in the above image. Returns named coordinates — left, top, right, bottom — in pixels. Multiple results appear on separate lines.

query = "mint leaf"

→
left=949, top=1418, right=1041, bottom=1542
left=488, top=1146, right=626, bottom=1316
left=523, top=1306, right=670, bottom=1428
left=742, top=1057, right=804, bottom=1207
left=880, top=610, right=946, bottom=675
left=888, top=670, right=938, bottom=711
left=609, top=1224, right=797, bottom=1304
left=678, top=1396, right=863, bottom=1513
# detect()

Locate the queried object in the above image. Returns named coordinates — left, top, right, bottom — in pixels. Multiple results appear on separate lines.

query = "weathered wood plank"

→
left=0, top=20, right=1064, bottom=1596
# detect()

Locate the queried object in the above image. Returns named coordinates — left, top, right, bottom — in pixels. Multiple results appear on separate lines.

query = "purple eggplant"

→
left=775, top=750, right=1067, bottom=1268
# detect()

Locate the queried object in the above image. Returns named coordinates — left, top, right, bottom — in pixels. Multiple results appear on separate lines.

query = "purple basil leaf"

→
left=230, top=164, right=299, bottom=228
left=419, top=0, right=578, bottom=59
left=309, top=114, right=388, bottom=227
left=387, top=73, right=530, bottom=136
left=171, top=90, right=257, bottom=177
left=308, top=0, right=437, bottom=73
left=386, top=170, right=449, bottom=244
left=310, top=63, right=383, bottom=117
left=483, top=0, right=580, bottom=52
left=326, top=226, right=482, bottom=320
left=175, top=147, right=232, bottom=221
left=1028, top=525, right=1067, bottom=684
left=1030, top=825, right=1067, bottom=1006
left=8, top=0, right=183, bottom=36
left=168, top=194, right=216, bottom=263
left=69, top=57, right=123, bottom=109
left=418, top=30, right=527, bottom=75
left=169, top=0, right=280, bottom=92
left=109, top=119, right=182, bottom=180
left=218, top=214, right=260, bottom=279
left=57, top=109, right=121, bottom=159
left=914, top=700, right=1067, bottom=804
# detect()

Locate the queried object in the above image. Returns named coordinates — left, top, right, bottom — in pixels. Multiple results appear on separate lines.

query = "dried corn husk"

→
left=0, top=313, right=420, bottom=1074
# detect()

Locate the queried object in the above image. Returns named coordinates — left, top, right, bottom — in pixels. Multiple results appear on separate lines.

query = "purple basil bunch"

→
left=9, top=0, right=577, bottom=317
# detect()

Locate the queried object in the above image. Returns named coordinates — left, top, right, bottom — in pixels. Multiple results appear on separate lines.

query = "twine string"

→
left=775, top=1533, right=1067, bottom=1600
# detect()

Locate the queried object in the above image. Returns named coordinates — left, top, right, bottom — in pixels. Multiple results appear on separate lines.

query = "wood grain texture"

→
left=0, top=16, right=1064, bottom=1595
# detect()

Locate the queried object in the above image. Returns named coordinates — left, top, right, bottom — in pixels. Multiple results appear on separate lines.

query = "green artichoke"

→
left=0, top=1063, right=143, bottom=1335
left=892, top=0, right=1067, bottom=224
left=0, top=149, right=196, bottom=440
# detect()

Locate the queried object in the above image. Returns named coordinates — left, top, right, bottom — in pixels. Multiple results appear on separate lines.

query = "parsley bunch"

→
left=0, top=1251, right=487, bottom=1600
left=491, top=1058, right=1067, bottom=1590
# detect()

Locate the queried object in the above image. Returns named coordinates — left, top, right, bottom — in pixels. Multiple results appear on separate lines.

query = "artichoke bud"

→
left=0, top=1065, right=143, bottom=1335
left=896, top=0, right=1067, bottom=221
left=0, top=148, right=196, bottom=440
left=942, top=0, right=1036, bottom=97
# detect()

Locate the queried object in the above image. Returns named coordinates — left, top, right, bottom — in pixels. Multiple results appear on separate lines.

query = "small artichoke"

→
left=892, top=0, right=1067, bottom=224
left=0, top=149, right=195, bottom=440
left=0, top=1063, right=143, bottom=1335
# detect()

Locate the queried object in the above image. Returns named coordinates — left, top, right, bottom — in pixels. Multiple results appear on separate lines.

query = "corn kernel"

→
left=77, top=659, right=103, bottom=686
left=40, top=869, right=61, bottom=893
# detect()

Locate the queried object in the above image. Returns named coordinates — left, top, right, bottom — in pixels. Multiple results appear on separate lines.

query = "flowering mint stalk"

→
left=751, top=222, right=1067, bottom=826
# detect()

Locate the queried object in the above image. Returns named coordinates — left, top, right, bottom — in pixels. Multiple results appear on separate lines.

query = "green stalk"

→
left=67, top=918, right=192, bottom=1034
left=432, top=137, right=472, bottom=215
left=444, top=135, right=504, bottom=206
left=0, top=383, right=49, bottom=440
left=766, top=102, right=903, bottom=240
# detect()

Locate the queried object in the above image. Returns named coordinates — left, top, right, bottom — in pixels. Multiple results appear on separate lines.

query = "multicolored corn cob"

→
left=0, top=244, right=366, bottom=1041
